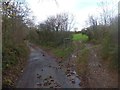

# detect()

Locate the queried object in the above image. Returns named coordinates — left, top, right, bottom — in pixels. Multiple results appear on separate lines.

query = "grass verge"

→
left=52, top=46, right=74, bottom=59
left=75, top=47, right=89, bottom=76
left=73, top=42, right=90, bottom=87
left=2, top=43, right=29, bottom=88
left=40, top=44, right=75, bottom=60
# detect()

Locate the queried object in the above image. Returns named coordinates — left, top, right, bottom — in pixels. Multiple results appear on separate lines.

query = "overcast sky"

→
left=26, top=0, right=119, bottom=31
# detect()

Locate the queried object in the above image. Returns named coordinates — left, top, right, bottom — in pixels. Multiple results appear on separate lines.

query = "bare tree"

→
left=88, top=15, right=97, bottom=27
left=39, top=13, right=74, bottom=32
left=55, top=13, right=75, bottom=31
left=98, top=0, right=117, bottom=25
left=36, top=13, right=73, bottom=46
left=2, top=0, right=30, bottom=43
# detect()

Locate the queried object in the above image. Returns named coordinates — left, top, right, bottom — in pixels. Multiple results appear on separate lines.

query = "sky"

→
left=26, top=0, right=119, bottom=31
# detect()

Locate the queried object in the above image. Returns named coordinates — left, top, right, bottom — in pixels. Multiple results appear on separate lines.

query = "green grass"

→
left=39, top=43, right=74, bottom=60
left=52, top=46, right=74, bottom=59
left=72, top=33, right=88, bottom=41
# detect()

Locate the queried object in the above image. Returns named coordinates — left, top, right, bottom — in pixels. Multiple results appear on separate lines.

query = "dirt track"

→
left=86, top=44, right=118, bottom=88
left=16, top=43, right=80, bottom=88
left=16, top=42, right=118, bottom=88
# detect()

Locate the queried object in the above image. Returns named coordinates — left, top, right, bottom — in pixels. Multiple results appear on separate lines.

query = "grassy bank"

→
left=75, top=48, right=89, bottom=76
left=81, top=16, right=118, bottom=71
left=36, top=44, right=74, bottom=61
left=2, top=42, right=29, bottom=88
left=72, top=33, right=89, bottom=76
left=72, top=42, right=89, bottom=76
left=52, top=45, right=74, bottom=59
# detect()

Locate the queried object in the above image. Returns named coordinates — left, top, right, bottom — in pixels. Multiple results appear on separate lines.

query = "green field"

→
left=72, top=33, right=88, bottom=41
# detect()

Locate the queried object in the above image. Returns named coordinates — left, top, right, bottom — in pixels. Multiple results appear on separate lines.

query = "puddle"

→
left=63, top=54, right=81, bottom=87
left=36, top=75, right=61, bottom=88
left=66, top=70, right=81, bottom=87
left=33, top=57, right=40, bottom=60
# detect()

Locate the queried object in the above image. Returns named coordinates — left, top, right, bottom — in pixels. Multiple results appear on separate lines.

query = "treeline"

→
left=2, top=0, right=30, bottom=87
left=28, top=13, right=74, bottom=47
left=81, top=1, right=118, bottom=70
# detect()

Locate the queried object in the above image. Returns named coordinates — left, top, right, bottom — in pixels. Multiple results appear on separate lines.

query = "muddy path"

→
left=16, top=42, right=118, bottom=88
left=16, top=43, right=80, bottom=88
left=86, top=43, right=118, bottom=88
left=68, top=41, right=118, bottom=88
